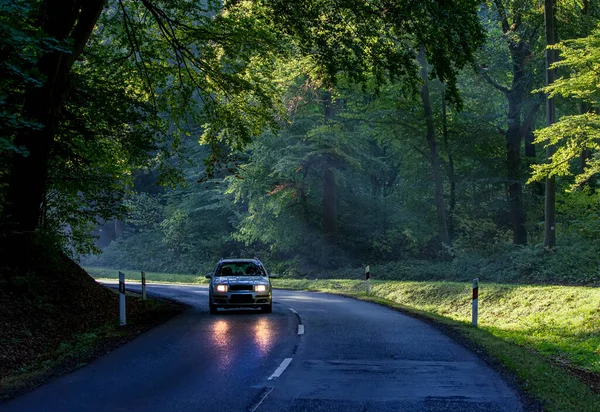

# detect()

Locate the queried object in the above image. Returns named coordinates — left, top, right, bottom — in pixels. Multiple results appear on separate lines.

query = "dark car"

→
left=206, top=258, right=276, bottom=314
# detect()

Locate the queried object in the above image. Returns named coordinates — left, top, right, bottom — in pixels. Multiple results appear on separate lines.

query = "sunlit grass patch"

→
left=272, top=278, right=600, bottom=411
left=274, top=279, right=600, bottom=373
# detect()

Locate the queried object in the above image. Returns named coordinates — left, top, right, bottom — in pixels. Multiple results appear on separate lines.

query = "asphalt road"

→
left=0, top=283, right=523, bottom=412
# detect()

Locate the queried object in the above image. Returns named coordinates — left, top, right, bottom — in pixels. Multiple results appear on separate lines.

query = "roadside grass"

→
left=85, top=268, right=600, bottom=411
left=85, top=267, right=207, bottom=284
left=271, top=278, right=600, bottom=412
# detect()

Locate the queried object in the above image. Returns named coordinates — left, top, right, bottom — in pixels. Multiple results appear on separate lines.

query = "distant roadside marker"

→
left=119, top=271, right=126, bottom=326
left=141, top=271, right=147, bottom=300
left=472, top=278, right=479, bottom=327
left=365, top=265, right=371, bottom=295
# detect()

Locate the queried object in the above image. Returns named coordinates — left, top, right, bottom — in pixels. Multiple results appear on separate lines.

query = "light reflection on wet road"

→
left=0, top=283, right=299, bottom=412
left=211, top=320, right=232, bottom=369
left=254, top=318, right=274, bottom=356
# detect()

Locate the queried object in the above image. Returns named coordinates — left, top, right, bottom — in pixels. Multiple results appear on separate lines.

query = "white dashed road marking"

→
left=268, top=358, right=293, bottom=381
left=297, top=325, right=304, bottom=335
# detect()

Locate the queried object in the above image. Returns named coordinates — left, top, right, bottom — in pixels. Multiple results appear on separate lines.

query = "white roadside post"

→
left=141, top=271, right=147, bottom=301
left=472, top=278, right=479, bottom=327
left=119, top=271, right=126, bottom=326
left=365, top=265, right=371, bottom=296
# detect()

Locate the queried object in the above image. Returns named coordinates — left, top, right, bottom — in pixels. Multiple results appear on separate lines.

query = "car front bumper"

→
left=210, top=291, right=271, bottom=307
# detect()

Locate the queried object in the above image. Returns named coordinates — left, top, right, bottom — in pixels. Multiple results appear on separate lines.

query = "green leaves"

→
left=541, top=26, right=600, bottom=103
left=0, top=0, right=509, bottom=258
left=125, top=193, right=165, bottom=232
left=530, top=114, right=600, bottom=188
left=530, top=24, right=600, bottom=189
left=99, top=0, right=286, bottom=152
left=0, top=0, right=46, bottom=151
left=264, top=0, right=485, bottom=105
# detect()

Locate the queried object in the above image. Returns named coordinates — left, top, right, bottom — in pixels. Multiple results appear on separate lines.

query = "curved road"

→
left=0, top=284, right=522, bottom=412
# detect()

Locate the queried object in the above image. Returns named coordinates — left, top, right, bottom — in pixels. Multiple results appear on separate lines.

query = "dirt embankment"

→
left=0, top=236, right=184, bottom=400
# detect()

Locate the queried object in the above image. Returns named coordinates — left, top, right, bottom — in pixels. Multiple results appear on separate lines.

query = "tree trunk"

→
left=381, top=164, right=397, bottom=237
left=1, top=0, right=106, bottom=233
left=482, top=3, right=544, bottom=245
left=321, top=90, right=337, bottom=243
left=506, top=92, right=528, bottom=245
left=544, top=0, right=557, bottom=248
left=300, top=169, right=310, bottom=224
left=580, top=0, right=592, bottom=176
left=417, top=47, right=451, bottom=253
left=114, top=219, right=124, bottom=240
left=441, top=88, right=456, bottom=241
left=524, top=127, right=536, bottom=158
left=322, top=165, right=336, bottom=238
left=580, top=103, right=591, bottom=172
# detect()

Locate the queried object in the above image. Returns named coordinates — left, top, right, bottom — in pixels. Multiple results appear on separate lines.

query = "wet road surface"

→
left=0, top=283, right=522, bottom=411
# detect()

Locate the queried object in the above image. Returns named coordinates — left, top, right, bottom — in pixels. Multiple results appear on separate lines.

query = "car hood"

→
left=213, top=276, right=269, bottom=285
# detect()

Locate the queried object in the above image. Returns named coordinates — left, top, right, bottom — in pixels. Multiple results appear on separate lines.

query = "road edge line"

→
left=249, top=386, right=274, bottom=412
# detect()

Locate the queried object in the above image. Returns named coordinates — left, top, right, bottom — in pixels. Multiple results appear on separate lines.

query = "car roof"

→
left=219, top=258, right=261, bottom=264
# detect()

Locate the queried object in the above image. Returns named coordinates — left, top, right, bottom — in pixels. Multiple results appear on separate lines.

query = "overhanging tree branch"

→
left=118, top=0, right=158, bottom=117
left=493, top=0, right=511, bottom=33
left=65, top=1, right=106, bottom=70
left=477, top=65, right=510, bottom=95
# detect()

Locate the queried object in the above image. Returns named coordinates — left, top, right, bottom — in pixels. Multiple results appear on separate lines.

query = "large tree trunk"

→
left=322, top=165, right=336, bottom=238
left=580, top=0, right=593, bottom=175
left=503, top=31, right=537, bottom=246
left=114, top=219, right=124, bottom=240
left=581, top=102, right=591, bottom=172
left=1, top=0, right=106, bottom=233
left=321, top=90, right=337, bottom=244
left=381, top=161, right=397, bottom=237
left=418, top=47, right=451, bottom=253
left=544, top=0, right=557, bottom=248
left=506, top=92, right=528, bottom=245
left=524, top=127, right=536, bottom=158
left=441, top=88, right=456, bottom=241
left=481, top=2, right=544, bottom=245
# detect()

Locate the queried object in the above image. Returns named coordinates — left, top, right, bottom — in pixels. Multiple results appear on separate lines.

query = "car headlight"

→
left=215, top=284, right=228, bottom=292
left=254, top=284, right=268, bottom=293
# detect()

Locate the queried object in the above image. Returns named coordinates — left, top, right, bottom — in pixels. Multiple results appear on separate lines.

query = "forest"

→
left=2, top=2, right=600, bottom=408
left=1, top=0, right=599, bottom=285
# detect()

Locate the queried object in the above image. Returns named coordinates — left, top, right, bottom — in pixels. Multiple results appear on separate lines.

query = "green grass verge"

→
left=85, top=267, right=208, bottom=284
left=271, top=278, right=600, bottom=412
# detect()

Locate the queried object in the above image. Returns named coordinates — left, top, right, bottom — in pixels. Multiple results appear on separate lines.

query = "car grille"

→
left=230, top=285, right=253, bottom=291
left=230, top=294, right=254, bottom=303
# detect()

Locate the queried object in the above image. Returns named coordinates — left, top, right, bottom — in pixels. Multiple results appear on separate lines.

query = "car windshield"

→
left=217, top=262, right=265, bottom=276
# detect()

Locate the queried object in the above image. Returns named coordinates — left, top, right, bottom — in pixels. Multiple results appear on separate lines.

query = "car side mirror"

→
left=269, top=273, right=278, bottom=279
left=205, top=273, right=212, bottom=279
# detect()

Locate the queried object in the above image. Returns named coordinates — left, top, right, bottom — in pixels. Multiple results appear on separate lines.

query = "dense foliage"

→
left=531, top=23, right=600, bottom=189
left=0, top=1, right=598, bottom=284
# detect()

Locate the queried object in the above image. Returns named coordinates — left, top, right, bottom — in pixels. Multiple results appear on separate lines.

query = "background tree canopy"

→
left=1, top=0, right=599, bottom=285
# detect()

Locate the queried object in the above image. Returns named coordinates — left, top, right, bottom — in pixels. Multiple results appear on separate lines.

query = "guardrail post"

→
left=141, top=271, right=147, bottom=301
left=472, top=278, right=479, bottom=327
left=119, top=271, right=126, bottom=326
left=365, top=265, right=371, bottom=296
